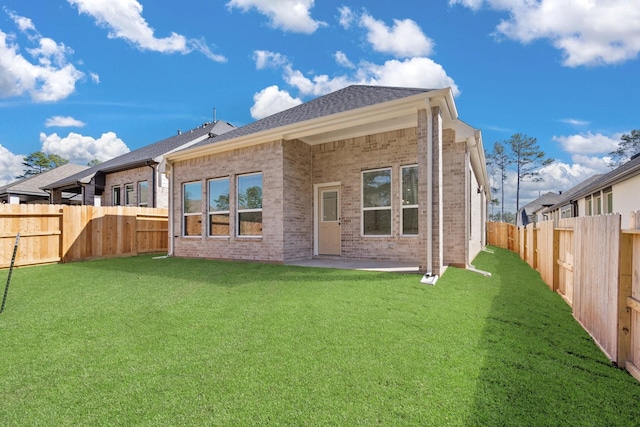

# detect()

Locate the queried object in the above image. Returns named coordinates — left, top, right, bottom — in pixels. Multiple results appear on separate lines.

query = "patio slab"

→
left=286, top=258, right=420, bottom=274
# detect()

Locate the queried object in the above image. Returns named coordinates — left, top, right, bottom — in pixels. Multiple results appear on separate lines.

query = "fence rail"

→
left=0, top=205, right=168, bottom=268
left=487, top=215, right=640, bottom=382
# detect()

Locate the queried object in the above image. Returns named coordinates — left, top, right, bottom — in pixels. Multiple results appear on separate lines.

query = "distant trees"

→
left=609, top=129, right=640, bottom=168
left=487, top=133, right=554, bottom=221
left=18, top=151, right=68, bottom=178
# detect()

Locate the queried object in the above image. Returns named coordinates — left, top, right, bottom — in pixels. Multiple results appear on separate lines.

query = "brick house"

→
left=43, top=120, right=234, bottom=207
left=164, top=85, right=490, bottom=276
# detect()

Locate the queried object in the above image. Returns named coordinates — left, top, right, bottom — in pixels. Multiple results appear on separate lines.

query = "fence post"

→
left=553, top=228, right=560, bottom=293
left=618, top=231, right=633, bottom=368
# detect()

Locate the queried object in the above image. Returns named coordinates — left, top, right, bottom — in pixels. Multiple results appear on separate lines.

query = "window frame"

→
left=361, top=167, right=392, bottom=237
left=401, top=165, right=419, bottom=236
left=208, top=177, right=231, bottom=237
left=604, top=187, right=613, bottom=214
left=138, top=181, right=149, bottom=207
left=236, top=172, right=263, bottom=238
left=182, top=181, right=203, bottom=237
left=124, top=183, right=134, bottom=206
left=112, top=186, right=121, bottom=206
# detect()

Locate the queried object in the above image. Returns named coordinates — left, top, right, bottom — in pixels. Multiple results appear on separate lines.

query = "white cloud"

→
left=338, top=6, right=355, bottom=29
left=40, top=131, right=129, bottom=164
left=0, top=11, right=84, bottom=102
left=360, top=13, right=434, bottom=58
left=561, top=118, right=590, bottom=126
left=6, top=8, right=36, bottom=33
left=250, top=85, right=302, bottom=119
left=335, top=51, right=355, bottom=69
left=0, top=143, right=25, bottom=186
left=253, top=50, right=288, bottom=69
left=68, top=0, right=226, bottom=61
left=450, top=0, right=640, bottom=66
left=227, top=0, right=326, bottom=34
left=90, top=72, right=100, bottom=84
left=553, top=132, right=619, bottom=155
left=251, top=52, right=459, bottom=117
left=45, top=116, right=87, bottom=128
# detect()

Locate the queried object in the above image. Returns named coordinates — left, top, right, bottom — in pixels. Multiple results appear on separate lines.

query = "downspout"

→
left=421, top=102, right=438, bottom=285
left=145, top=161, right=156, bottom=208
left=166, top=161, right=175, bottom=256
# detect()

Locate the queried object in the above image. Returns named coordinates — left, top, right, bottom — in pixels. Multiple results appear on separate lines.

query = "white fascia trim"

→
left=166, top=88, right=455, bottom=163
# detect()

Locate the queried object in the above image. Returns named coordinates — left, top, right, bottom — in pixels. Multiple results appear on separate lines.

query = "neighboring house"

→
left=43, top=120, right=235, bottom=208
left=0, top=163, right=89, bottom=204
left=543, top=174, right=603, bottom=223
left=546, top=154, right=640, bottom=228
left=162, top=85, right=490, bottom=276
left=516, top=191, right=562, bottom=226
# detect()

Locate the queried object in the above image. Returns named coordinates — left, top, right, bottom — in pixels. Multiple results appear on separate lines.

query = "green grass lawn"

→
left=1, top=248, right=639, bottom=426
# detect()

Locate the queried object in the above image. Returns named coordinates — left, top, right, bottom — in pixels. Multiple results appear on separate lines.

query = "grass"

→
left=1, top=248, right=639, bottom=426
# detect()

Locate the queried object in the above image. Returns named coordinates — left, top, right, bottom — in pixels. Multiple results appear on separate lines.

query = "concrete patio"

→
left=286, top=257, right=420, bottom=274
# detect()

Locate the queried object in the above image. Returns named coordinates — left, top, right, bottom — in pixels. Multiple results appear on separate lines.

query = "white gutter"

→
left=421, top=101, right=438, bottom=285
left=166, top=162, right=175, bottom=257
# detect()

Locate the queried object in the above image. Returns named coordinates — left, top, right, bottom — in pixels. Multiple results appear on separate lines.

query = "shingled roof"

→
left=0, top=163, right=89, bottom=201
left=186, top=85, right=434, bottom=151
left=44, top=120, right=235, bottom=190
left=544, top=174, right=604, bottom=212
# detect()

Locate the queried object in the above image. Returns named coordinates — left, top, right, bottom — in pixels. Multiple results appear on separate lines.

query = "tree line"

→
left=17, top=152, right=101, bottom=179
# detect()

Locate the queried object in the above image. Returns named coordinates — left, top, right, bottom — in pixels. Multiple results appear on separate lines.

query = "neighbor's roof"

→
left=570, top=154, right=640, bottom=200
left=544, top=174, right=604, bottom=212
left=43, top=120, right=235, bottom=190
left=0, top=163, right=89, bottom=197
left=184, top=85, right=439, bottom=152
left=520, top=192, right=562, bottom=214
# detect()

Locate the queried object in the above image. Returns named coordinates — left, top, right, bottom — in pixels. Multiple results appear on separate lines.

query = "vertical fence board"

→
left=1, top=205, right=168, bottom=268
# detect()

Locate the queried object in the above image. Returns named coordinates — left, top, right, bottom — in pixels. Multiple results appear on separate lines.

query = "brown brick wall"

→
left=312, top=127, right=424, bottom=263
left=283, top=140, right=313, bottom=261
left=442, top=129, right=468, bottom=267
left=172, top=141, right=286, bottom=263
left=103, top=166, right=153, bottom=207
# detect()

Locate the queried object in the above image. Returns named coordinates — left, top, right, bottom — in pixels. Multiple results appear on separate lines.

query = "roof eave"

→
left=166, top=88, right=456, bottom=163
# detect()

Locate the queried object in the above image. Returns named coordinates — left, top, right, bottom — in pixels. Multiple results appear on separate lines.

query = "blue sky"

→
left=0, top=0, right=638, bottom=212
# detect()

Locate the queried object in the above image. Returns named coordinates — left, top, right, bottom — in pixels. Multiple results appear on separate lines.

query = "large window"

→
left=237, top=173, right=262, bottom=236
left=586, top=196, right=592, bottom=216
left=594, top=192, right=602, bottom=215
left=183, top=182, right=202, bottom=237
left=401, top=165, right=418, bottom=235
left=208, top=177, right=230, bottom=236
left=362, top=168, right=392, bottom=236
left=138, top=181, right=148, bottom=207
left=124, top=183, right=134, bottom=206
left=112, top=186, right=121, bottom=206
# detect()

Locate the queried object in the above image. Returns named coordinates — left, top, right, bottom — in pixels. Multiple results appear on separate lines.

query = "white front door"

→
left=318, top=186, right=341, bottom=256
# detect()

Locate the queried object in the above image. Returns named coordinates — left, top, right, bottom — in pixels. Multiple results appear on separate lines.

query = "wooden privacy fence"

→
left=486, top=221, right=519, bottom=251
left=489, top=214, right=640, bottom=382
left=0, top=204, right=168, bottom=268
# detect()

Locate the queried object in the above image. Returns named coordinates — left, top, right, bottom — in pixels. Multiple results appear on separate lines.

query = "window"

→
left=124, top=184, right=134, bottom=206
left=208, top=177, right=230, bottom=236
left=138, top=181, right=148, bottom=207
left=604, top=188, right=613, bottom=214
left=113, top=186, right=121, bottom=206
left=594, top=192, right=602, bottom=215
left=401, top=165, right=418, bottom=235
left=183, top=182, right=202, bottom=237
left=237, top=173, right=262, bottom=236
left=362, top=168, right=392, bottom=236
left=586, top=195, right=592, bottom=216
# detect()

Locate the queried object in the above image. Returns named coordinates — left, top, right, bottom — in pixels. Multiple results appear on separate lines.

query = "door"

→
left=318, top=186, right=341, bottom=255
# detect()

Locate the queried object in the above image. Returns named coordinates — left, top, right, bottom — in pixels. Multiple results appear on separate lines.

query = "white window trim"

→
left=361, top=167, right=392, bottom=237
left=182, top=181, right=202, bottom=238
left=401, top=164, right=418, bottom=237
left=208, top=177, right=230, bottom=238
left=112, top=186, right=121, bottom=206
left=124, top=183, right=134, bottom=206
left=237, top=172, right=263, bottom=238
left=138, top=181, right=149, bottom=207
